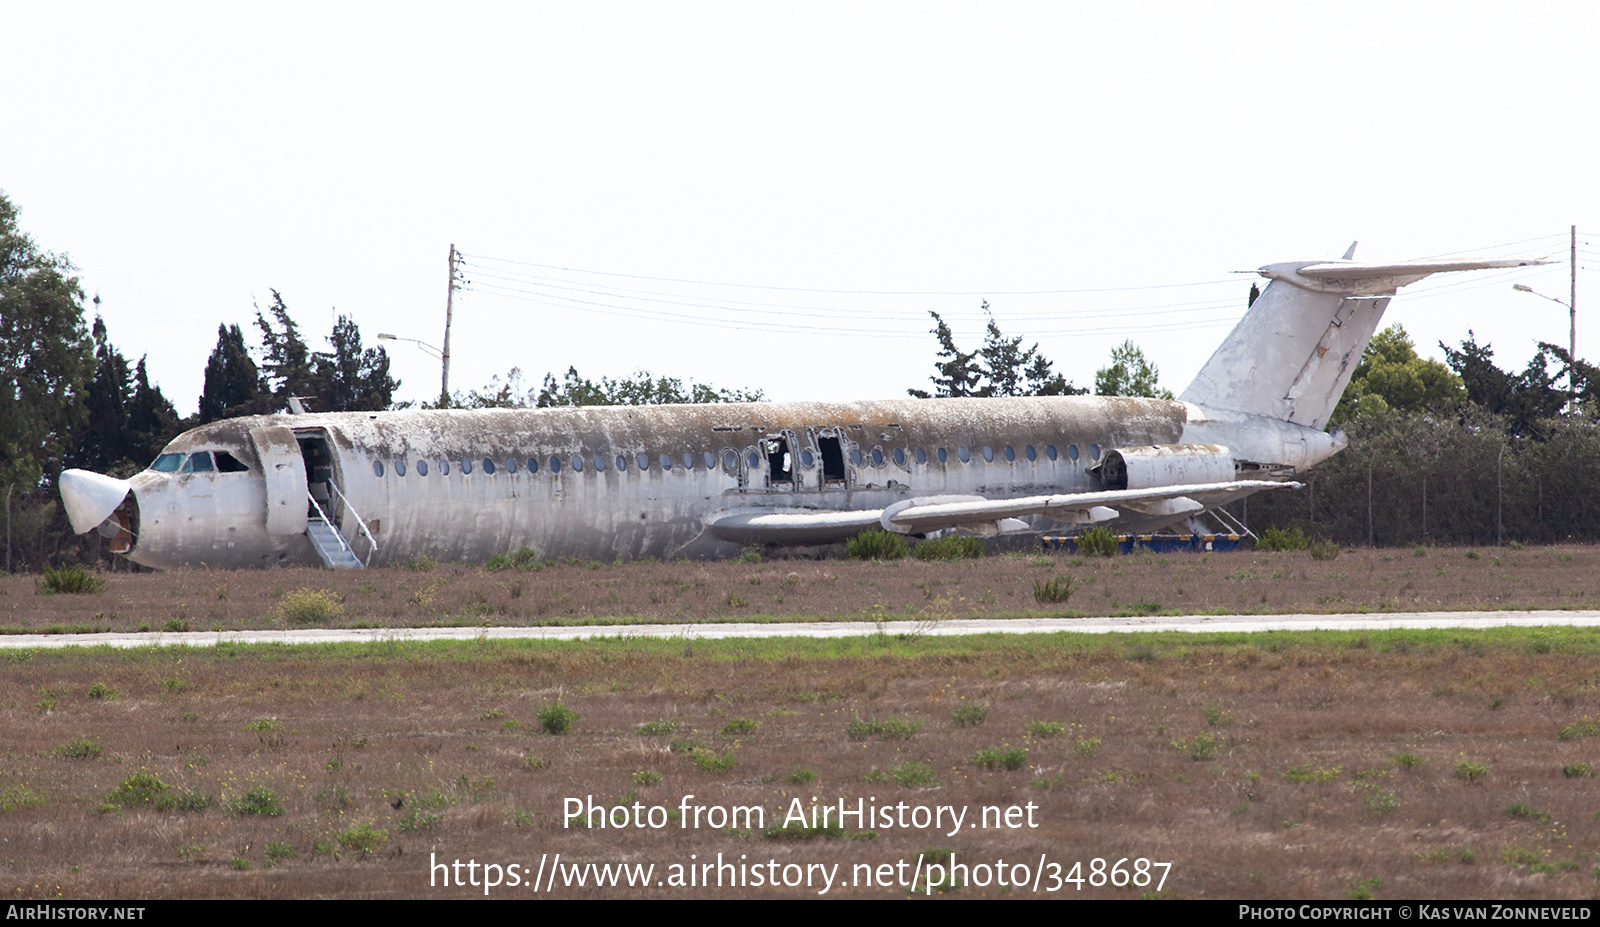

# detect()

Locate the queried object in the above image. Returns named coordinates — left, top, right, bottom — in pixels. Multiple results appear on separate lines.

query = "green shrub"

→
left=1557, top=717, right=1600, bottom=741
left=537, top=702, right=580, bottom=735
left=1076, top=527, right=1118, bottom=558
left=1170, top=731, right=1224, bottom=761
left=690, top=749, right=737, bottom=772
left=400, top=810, right=443, bottom=831
left=1032, top=576, right=1079, bottom=604
left=637, top=719, right=679, bottom=735
left=891, top=761, right=940, bottom=788
left=1308, top=541, right=1341, bottom=561
left=846, top=529, right=908, bottom=561
left=0, top=785, right=45, bottom=813
left=106, top=773, right=168, bottom=809
left=337, top=822, right=388, bottom=856
left=486, top=549, right=545, bottom=572
left=36, top=566, right=106, bottom=595
left=159, top=790, right=211, bottom=812
left=87, top=682, right=118, bottom=701
left=265, top=843, right=298, bottom=866
left=949, top=704, right=989, bottom=727
left=720, top=718, right=761, bottom=736
left=633, top=770, right=663, bottom=786
left=1282, top=764, right=1341, bottom=783
left=788, top=769, right=817, bottom=784
left=972, top=747, right=1027, bottom=771
left=224, top=786, right=285, bottom=816
left=913, top=535, right=983, bottom=561
left=846, top=715, right=922, bottom=741
left=1561, top=763, right=1595, bottom=778
left=1026, top=721, right=1064, bottom=738
left=55, top=737, right=101, bottom=760
left=277, top=588, right=344, bottom=624
left=1074, top=737, right=1102, bottom=756
left=1257, top=527, right=1310, bottom=551
left=1454, top=761, right=1489, bottom=781
left=1394, top=752, right=1427, bottom=769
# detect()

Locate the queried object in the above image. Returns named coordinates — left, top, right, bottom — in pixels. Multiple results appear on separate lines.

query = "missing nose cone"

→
left=59, top=469, right=133, bottom=535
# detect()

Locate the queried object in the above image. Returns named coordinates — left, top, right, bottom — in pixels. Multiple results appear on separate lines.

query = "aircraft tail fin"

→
left=1179, top=251, right=1546, bottom=429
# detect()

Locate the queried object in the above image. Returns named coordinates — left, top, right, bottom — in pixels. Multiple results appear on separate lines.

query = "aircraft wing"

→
left=703, top=480, right=1299, bottom=545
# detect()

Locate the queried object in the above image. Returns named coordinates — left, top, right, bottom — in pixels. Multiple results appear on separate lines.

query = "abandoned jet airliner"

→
left=59, top=248, right=1543, bottom=569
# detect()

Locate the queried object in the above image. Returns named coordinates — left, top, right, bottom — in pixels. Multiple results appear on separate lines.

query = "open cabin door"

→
left=249, top=426, right=308, bottom=536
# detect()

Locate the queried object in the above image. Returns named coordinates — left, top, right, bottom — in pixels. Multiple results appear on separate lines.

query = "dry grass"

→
left=7, top=544, right=1600, bottom=634
left=4, top=628, right=1600, bottom=899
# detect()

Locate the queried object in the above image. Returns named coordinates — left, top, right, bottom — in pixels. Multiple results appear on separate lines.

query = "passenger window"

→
left=915, top=448, right=927, bottom=465
left=704, top=452, right=716, bottom=470
left=936, top=448, right=948, bottom=464
left=373, top=461, right=385, bottom=477
left=1003, top=446, right=1015, bottom=462
left=482, top=458, right=496, bottom=475
left=683, top=453, right=695, bottom=471
left=395, top=460, right=407, bottom=476
left=723, top=451, right=738, bottom=471
left=462, top=459, right=473, bottom=474
left=639, top=453, right=651, bottom=471
left=527, top=457, right=539, bottom=474
left=594, top=455, right=606, bottom=472
left=506, top=458, right=518, bottom=474
left=958, top=446, right=970, bottom=463
left=439, top=459, right=451, bottom=475
left=151, top=453, right=184, bottom=472
left=416, top=460, right=429, bottom=476
left=1025, top=445, right=1037, bottom=461
left=893, top=448, right=906, bottom=467
left=801, top=448, right=815, bottom=468
left=617, top=455, right=628, bottom=472
left=1066, top=444, right=1077, bottom=461
left=550, top=456, right=561, bottom=473
left=1088, top=444, right=1100, bottom=461
left=181, top=453, right=215, bottom=473
left=214, top=451, right=250, bottom=473
left=661, top=454, right=673, bottom=471
left=870, top=448, right=884, bottom=467
left=982, top=446, right=994, bottom=463
left=572, top=456, right=584, bottom=472
left=849, top=448, right=863, bottom=466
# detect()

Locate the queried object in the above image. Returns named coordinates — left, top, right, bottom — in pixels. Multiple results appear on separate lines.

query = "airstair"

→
left=304, top=482, right=378, bottom=569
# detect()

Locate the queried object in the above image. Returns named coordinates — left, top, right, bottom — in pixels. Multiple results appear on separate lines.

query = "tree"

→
left=0, top=193, right=94, bottom=490
left=70, top=315, right=134, bottom=474
left=125, top=356, right=180, bottom=466
left=312, top=315, right=397, bottom=412
left=909, top=305, right=1085, bottom=399
left=254, top=290, right=316, bottom=406
left=1330, top=325, right=1463, bottom=423
left=1440, top=331, right=1565, bottom=436
left=451, top=366, right=764, bottom=409
left=1094, top=340, right=1173, bottom=399
left=198, top=323, right=264, bottom=423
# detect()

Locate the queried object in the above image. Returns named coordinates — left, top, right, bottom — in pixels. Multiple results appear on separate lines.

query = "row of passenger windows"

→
left=371, top=443, right=1100, bottom=478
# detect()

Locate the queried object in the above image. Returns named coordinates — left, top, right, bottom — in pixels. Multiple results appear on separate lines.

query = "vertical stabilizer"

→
left=1180, top=253, right=1548, bottom=429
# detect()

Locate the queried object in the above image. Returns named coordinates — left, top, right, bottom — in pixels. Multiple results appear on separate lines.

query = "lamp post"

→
left=377, top=334, right=446, bottom=403
left=1512, top=283, right=1577, bottom=410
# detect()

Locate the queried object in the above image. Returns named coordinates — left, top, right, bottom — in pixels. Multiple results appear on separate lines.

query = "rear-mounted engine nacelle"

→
left=1093, top=444, right=1235, bottom=491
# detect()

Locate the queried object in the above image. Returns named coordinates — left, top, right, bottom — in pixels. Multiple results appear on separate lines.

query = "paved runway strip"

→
left=5, top=610, right=1600, bottom=649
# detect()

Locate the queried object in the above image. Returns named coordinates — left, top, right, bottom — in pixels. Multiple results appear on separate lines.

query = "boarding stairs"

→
left=1185, top=505, right=1256, bottom=543
left=304, top=481, right=378, bottom=569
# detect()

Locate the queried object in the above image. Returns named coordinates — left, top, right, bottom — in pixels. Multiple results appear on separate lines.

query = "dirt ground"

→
left=5, top=545, right=1600, bottom=901
left=7, top=543, right=1600, bottom=634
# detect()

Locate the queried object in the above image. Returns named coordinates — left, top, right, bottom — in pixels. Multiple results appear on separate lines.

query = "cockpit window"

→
left=151, top=453, right=184, bottom=472
left=214, top=451, right=250, bottom=473
left=181, top=452, right=215, bottom=473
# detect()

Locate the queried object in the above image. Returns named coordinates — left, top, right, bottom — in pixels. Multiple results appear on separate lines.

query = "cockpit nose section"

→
left=59, top=469, right=134, bottom=535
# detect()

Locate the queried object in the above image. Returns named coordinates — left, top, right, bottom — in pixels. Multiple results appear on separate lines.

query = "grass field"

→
left=5, top=546, right=1600, bottom=899
left=8, top=543, right=1600, bottom=635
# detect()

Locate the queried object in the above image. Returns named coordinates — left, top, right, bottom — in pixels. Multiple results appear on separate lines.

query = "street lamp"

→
left=1512, top=284, right=1577, bottom=410
left=377, top=333, right=447, bottom=402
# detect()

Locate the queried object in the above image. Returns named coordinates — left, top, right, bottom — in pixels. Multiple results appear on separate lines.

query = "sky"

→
left=3, top=2, right=1596, bottom=416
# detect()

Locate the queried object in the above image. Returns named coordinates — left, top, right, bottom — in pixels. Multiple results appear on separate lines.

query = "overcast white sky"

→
left=4, top=2, right=1595, bottom=416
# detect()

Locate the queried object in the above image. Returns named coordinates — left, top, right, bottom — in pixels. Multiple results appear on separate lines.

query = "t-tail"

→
left=1180, top=244, right=1547, bottom=430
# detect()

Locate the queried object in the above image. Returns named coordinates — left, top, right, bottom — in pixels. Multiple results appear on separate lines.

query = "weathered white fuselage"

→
left=103, top=396, right=1336, bottom=570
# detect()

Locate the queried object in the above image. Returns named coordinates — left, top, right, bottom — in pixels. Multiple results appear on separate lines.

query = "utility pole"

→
left=1571, top=224, right=1578, bottom=409
left=442, top=244, right=458, bottom=406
